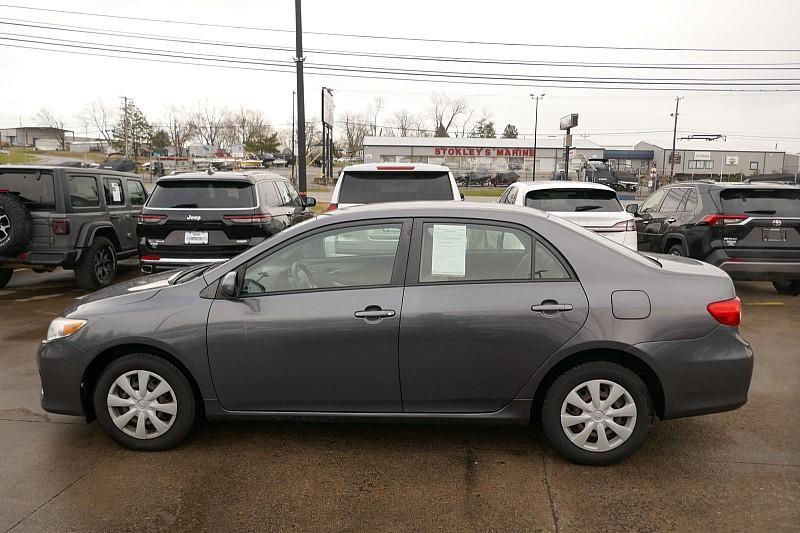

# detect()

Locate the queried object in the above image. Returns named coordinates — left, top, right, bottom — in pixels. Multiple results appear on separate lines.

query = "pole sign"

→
left=322, top=88, right=334, bottom=126
left=560, top=113, right=579, bottom=130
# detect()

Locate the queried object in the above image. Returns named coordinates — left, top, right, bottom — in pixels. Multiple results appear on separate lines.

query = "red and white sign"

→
left=433, top=147, right=536, bottom=157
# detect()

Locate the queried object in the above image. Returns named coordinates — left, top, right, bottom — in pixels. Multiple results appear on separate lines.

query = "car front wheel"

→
left=773, top=280, right=800, bottom=296
left=541, top=361, right=654, bottom=465
left=93, top=354, right=196, bottom=451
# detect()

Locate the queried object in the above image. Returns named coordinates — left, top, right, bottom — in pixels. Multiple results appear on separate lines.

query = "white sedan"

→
left=499, top=181, right=637, bottom=250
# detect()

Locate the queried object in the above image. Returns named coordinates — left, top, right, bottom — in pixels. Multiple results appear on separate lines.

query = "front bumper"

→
left=636, top=326, right=754, bottom=420
left=705, top=249, right=800, bottom=281
left=37, top=338, right=93, bottom=417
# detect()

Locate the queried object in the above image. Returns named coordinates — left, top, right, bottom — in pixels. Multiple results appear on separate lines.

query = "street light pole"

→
left=291, top=89, right=296, bottom=185
left=294, top=0, right=307, bottom=196
left=530, top=93, right=544, bottom=181
left=669, top=96, right=684, bottom=182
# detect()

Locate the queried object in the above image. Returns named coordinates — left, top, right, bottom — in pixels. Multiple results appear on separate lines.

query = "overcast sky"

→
left=1, top=0, right=798, bottom=152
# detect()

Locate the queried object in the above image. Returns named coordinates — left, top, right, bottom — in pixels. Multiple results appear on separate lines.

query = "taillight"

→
left=51, top=218, right=70, bottom=235
left=700, top=214, right=748, bottom=226
left=140, top=255, right=160, bottom=262
left=707, top=297, right=741, bottom=326
left=610, top=219, right=636, bottom=232
left=325, top=203, right=338, bottom=212
left=223, top=214, right=273, bottom=223
left=137, top=214, right=167, bottom=224
left=376, top=165, right=415, bottom=171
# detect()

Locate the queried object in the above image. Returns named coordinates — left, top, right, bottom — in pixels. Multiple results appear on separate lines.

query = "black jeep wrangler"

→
left=0, top=166, right=147, bottom=290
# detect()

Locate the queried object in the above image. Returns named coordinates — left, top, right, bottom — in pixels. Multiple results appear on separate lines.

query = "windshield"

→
left=0, top=170, right=56, bottom=210
left=589, top=161, right=609, bottom=170
left=719, top=188, right=800, bottom=216
left=337, top=171, right=453, bottom=203
left=525, top=188, right=623, bottom=212
left=147, top=180, right=255, bottom=209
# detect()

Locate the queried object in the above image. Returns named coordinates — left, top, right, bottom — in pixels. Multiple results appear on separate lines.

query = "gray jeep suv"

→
left=0, top=165, right=146, bottom=290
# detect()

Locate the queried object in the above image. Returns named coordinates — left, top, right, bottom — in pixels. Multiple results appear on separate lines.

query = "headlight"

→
left=45, top=318, right=87, bottom=342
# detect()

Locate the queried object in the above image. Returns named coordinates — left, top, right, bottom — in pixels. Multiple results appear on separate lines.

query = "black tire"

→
left=93, top=353, right=196, bottom=451
left=773, top=280, right=800, bottom=296
left=666, top=243, right=686, bottom=256
left=0, top=193, right=33, bottom=256
left=74, top=236, right=117, bottom=291
left=0, top=268, right=12, bottom=288
left=541, top=361, right=654, bottom=466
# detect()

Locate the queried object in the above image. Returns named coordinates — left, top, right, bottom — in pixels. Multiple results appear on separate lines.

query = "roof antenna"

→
left=207, top=164, right=216, bottom=175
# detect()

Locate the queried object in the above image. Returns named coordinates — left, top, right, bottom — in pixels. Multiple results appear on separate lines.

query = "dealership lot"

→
left=0, top=268, right=797, bottom=532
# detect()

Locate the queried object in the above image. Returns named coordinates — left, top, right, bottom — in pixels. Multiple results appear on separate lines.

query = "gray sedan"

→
left=38, top=202, right=753, bottom=465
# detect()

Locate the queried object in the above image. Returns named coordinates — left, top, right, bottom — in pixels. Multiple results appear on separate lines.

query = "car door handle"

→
left=666, top=217, right=676, bottom=224
left=531, top=301, right=573, bottom=317
left=354, top=307, right=396, bottom=321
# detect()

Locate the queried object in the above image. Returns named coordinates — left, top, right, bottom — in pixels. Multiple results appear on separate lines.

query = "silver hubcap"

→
left=107, top=370, right=177, bottom=439
left=561, top=379, right=637, bottom=453
left=0, top=213, right=10, bottom=243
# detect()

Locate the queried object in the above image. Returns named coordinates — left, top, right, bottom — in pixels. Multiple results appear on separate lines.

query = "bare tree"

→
left=164, top=106, right=194, bottom=156
left=456, top=108, right=476, bottom=138
left=393, top=109, right=414, bottom=137
left=342, top=112, right=369, bottom=156
left=430, top=93, right=468, bottom=137
left=304, top=119, right=323, bottom=163
left=33, top=108, right=66, bottom=149
left=191, top=102, right=227, bottom=148
left=367, top=97, right=385, bottom=136
left=80, top=99, right=115, bottom=144
left=412, top=113, right=431, bottom=137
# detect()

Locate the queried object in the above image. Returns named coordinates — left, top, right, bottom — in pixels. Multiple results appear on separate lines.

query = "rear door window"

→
left=0, top=170, right=56, bottom=210
left=338, top=171, right=454, bottom=203
left=524, top=188, right=622, bottom=212
left=719, top=188, right=800, bottom=216
left=262, top=182, right=282, bottom=207
left=67, top=175, right=100, bottom=208
left=147, top=180, right=256, bottom=209
left=127, top=180, right=146, bottom=206
left=103, top=178, right=125, bottom=207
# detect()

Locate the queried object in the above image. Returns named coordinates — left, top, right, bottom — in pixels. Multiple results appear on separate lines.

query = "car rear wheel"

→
left=541, top=361, right=654, bottom=465
left=773, top=280, right=800, bottom=296
left=0, top=268, right=12, bottom=288
left=74, top=236, right=117, bottom=291
left=93, top=353, right=196, bottom=451
left=667, top=243, right=686, bottom=256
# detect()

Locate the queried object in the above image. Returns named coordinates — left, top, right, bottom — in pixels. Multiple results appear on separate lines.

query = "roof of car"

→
left=340, top=163, right=451, bottom=173
left=318, top=200, right=548, bottom=222
left=155, top=170, right=285, bottom=184
left=0, top=164, right=139, bottom=178
left=670, top=181, right=799, bottom=190
left=512, top=180, right=616, bottom=193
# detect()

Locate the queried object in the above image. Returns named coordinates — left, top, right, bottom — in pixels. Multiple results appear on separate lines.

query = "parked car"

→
left=611, top=170, right=640, bottom=192
left=272, top=157, right=289, bottom=168
left=38, top=202, right=753, bottom=465
left=328, top=163, right=462, bottom=210
left=501, top=181, right=637, bottom=250
left=584, top=159, right=616, bottom=188
left=628, top=182, right=800, bottom=294
left=137, top=170, right=315, bottom=273
left=492, top=171, right=520, bottom=187
left=0, top=165, right=145, bottom=290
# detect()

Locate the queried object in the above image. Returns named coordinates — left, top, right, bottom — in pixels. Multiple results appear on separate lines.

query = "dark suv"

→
left=0, top=165, right=146, bottom=290
left=630, top=181, right=800, bottom=294
left=137, top=170, right=315, bottom=272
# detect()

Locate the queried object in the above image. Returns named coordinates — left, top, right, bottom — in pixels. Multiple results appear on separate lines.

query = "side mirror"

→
left=460, top=193, right=465, bottom=200
left=303, top=196, right=316, bottom=208
left=625, top=203, right=639, bottom=215
left=220, top=271, right=238, bottom=298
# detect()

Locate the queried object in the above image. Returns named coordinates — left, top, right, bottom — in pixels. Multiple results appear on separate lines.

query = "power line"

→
left=3, top=17, right=800, bottom=71
left=2, top=34, right=799, bottom=89
left=1, top=3, right=799, bottom=53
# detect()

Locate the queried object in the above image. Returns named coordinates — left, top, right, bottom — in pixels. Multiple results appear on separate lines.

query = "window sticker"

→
left=111, top=181, right=122, bottom=202
left=431, top=224, right=466, bottom=276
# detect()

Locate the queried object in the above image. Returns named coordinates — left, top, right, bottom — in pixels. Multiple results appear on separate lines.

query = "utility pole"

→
left=294, top=0, right=307, bottom=196
left=530, top=93, right=544, bottom=181
left=291, top=90, right=296, bottom=185
left=669, top=96, right=683, bottom=182
left=120, top=96, right=129, bottom=159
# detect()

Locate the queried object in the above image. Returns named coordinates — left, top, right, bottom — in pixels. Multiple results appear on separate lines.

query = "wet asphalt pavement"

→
left=0, top=267, right=798, bottom=532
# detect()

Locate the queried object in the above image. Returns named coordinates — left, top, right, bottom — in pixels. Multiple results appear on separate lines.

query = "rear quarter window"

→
left=67, top=176, right=100, bottom=208
left=0, top=171, right=56, bottom=210
left=719, top=188, right=800, bottom=217
left=338, top=171, right=454, bottom=203
left=147, top=180, right=256, bottom=209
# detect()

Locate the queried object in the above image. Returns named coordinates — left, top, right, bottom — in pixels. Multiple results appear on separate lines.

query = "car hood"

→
left=62, top=270, right=183, bottom=316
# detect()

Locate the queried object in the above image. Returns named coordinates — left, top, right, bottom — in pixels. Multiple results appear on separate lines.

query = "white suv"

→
left=500, top=181, right=637, bottom=250
left=328, top=163, right=462, bottom=210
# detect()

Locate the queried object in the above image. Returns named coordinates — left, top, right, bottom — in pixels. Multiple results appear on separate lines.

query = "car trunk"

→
left=714, top=188, right=800, bottom=259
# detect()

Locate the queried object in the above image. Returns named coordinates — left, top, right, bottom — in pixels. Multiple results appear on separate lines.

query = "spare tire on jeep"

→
left=0, top=193, right=33, bottom=256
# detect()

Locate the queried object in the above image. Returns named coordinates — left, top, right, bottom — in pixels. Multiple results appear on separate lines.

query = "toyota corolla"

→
left=38, top=202, right=753, bottom=465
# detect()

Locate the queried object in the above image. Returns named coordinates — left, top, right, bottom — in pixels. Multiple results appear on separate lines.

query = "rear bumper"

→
left=636, top=326, right=754, bottom=420
left=705, top=249, right=800, bottom=280
left=140, top=255, right=230, bottom=273
left=0, top=250, right=80, bottom=268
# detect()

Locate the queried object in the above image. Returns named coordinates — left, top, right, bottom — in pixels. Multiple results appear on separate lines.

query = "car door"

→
left=206, top=219, right=411, bottom=412
left=102, top=176, right=136, bottom=251
left=636, top=188, right=668, bottom=252
left=398, top=219, right=589, bottom=413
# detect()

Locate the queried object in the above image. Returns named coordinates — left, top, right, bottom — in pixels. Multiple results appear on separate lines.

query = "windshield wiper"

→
left=170, top=203, right=198, bottom=208
left=574, top=205, right=602, bottom=211
left=744, top=209, right=776, bottom=215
